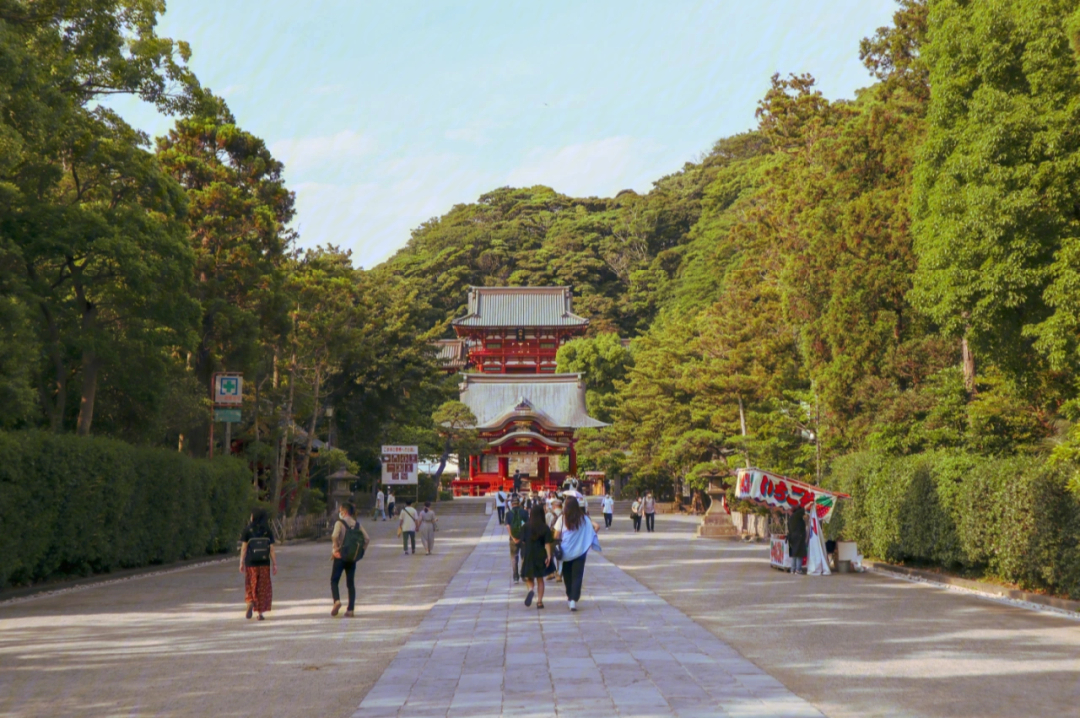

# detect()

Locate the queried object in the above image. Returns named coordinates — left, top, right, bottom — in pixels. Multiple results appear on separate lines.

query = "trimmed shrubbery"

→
left=828, top=451, right=1080, bottom=598
left=0, top=431, right=252, bottom=589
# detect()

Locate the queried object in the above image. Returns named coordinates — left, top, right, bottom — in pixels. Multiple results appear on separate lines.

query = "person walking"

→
left=374, top=488, right=386, bottom=521
left=521, top=504, right=555, bottom=610
left=495, top=488, right=508, bottom=524
left=240, top=508, right=277, bottom=621
left=601, top=493, right=614, bottom=529
left=545, top=497, right=563, bottom=582
left=386, top=490, right=396, bottom=520
left=395, top=498, right=414, bottom=552
left=505, top=496, right=528, bottom=583
left=788, top=505, right=807, bottom=575
left=418, top=502, right=438, bottom=555
left=552, top=496, right=601, bottom=612
left=644, top=491, right=657, bottom=532
left=330, top=502, right=369, bottom=618
left=631, top=495, right=642, bottom=532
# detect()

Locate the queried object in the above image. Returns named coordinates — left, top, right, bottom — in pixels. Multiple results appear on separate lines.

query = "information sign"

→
left=381, top=445, right=419, bottom=485
left=213, top=373, right=243, bottom=406
left=214, top=407, right=241, bottom=423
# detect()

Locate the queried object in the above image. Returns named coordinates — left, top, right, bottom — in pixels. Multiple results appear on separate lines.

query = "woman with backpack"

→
left=417, top=502, right=438, bottom=555
left=331, top=502, right=369, bottom=617
left=552, top=496, right=601, bottom=612
left=240, top=508, right=276, bottom=621
left=521, top=504, right=555, bottom=610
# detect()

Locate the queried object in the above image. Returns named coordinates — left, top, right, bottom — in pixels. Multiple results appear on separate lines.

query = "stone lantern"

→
left=695, top=470, right=740, bottom=539
left=327, top=467, right=358, bottom=514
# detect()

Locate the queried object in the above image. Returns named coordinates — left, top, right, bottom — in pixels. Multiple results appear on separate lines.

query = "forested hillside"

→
left=6, top=0, right=1080, bottom=593
left=376, top=0, right=1080, bottom=595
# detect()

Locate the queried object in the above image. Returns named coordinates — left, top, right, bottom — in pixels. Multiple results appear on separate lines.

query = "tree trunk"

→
left=432, top=434, right=452, bottom=483
left=299, top=367, right=321, bottom=487
left=73, top=276, right=98, bottom=437
left=39, top=304, right=66, bottom=432
left=253, top=376, right=260, bottom=490
left=75, top=350, right=100, bottom=436
left=738, top=395, right=750, bottom=468
left=961, top=334, right=976, bottom=395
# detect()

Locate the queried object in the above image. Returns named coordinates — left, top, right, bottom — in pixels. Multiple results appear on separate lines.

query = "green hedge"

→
left=828, top=450, right=1080, bottom=598
left=0, top=431, right=252, bottom=589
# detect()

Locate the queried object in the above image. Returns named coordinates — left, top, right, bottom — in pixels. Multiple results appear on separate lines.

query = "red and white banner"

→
left=735, top=468, right=846, bottom=522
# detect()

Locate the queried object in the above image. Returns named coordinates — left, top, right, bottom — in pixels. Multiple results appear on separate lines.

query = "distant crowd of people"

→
left=495, top=482, right=659, bottom=612
left=237, top=482, right=661, bottom=621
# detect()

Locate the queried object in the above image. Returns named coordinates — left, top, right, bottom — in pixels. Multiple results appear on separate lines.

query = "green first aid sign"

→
left=213, top=373, right=243, bottom=406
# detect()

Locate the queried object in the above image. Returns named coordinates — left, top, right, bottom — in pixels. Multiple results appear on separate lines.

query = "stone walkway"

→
left=353, top=515, right=824, bottom=717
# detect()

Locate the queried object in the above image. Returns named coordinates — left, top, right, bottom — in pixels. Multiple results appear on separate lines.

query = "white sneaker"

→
left=569, top=600, right=577, bottom=612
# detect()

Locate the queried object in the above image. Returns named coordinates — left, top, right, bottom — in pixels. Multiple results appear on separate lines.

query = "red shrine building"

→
left=444, top=287, right=607, bottom=495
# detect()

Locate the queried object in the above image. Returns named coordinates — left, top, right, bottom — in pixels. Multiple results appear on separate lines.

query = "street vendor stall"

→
left=734, top=467, right=849, bottom=575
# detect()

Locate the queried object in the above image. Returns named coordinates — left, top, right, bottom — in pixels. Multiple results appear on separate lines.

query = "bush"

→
left=0, top=431, right=251, bottom=589
left=438, top=490, right=454, bottom=501
left=828, top=449, right=1080, bottom=597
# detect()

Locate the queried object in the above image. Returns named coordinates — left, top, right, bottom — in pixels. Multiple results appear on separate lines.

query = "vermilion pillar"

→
left=538, top=457, right=549, bottom=482
left=569, top=442, right=577, bottom=475
left=498, top=456, right=509, bottom=478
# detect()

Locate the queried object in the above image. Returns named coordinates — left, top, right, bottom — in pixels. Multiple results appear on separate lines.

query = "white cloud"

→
left=271, top=130, right=377, bottom=179
left=289, top=154, right=493, bottom=269
left=505, top=136, right=664, bottom=197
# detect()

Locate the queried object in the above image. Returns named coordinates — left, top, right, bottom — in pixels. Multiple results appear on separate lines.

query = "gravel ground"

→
left=0, top=508, right=489, bottom=718
left=597, top=513, right=1080, bottom=718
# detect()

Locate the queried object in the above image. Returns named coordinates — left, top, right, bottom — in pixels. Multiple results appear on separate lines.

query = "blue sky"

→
left=113, top=1, right=899, bottom=268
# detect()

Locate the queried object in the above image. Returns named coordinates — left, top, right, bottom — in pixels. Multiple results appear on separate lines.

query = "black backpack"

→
left=247, top=534, right=271, bottom=563
left=338, top=519, right=366, bottom=562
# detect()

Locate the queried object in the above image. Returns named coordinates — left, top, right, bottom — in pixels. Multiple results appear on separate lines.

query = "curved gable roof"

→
left=452, top=286, right=588, bottom=328
left=459, top=373, right=607, bottom=430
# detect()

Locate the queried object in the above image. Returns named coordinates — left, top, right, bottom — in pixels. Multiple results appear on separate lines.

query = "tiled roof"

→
left=451, top=286, right=588, bottom=328
left=433, top=339, right=467, bottom=368
left=459, top=373, right=608, bottom=430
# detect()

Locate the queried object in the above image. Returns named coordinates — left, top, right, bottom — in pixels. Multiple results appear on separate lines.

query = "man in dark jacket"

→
left=787, top=505, right=807, bottom=575
left=505, top=496, right=529, bottom=583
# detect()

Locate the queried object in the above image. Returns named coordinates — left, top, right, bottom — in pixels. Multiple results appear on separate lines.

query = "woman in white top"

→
left=398, top=500, right=419, bottom=555
left=552, top=496, right=601, bottom=612
left=631, top=495, right=642, bottom=532
left=545, top=499, right=563, bottom=582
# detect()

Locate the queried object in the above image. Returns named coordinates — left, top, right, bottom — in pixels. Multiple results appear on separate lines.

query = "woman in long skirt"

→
left=240, top=508, right=277, bottom=620
left=418, top=502, right=438, bottom=555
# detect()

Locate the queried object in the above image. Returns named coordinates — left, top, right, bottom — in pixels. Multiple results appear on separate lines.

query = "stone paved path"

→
left=353, top=514, right=824, bottom=717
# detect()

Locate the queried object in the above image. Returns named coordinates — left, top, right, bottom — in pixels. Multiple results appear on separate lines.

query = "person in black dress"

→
left=788, top=505, right=807, bottom=575
left=521, top=504, right=555, bottom=610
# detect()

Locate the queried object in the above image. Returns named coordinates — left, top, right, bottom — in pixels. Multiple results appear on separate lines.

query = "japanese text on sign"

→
left=381, top=445, right=419, bottom=485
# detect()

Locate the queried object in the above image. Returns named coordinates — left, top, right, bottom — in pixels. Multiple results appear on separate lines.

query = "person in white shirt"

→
left=374, top=489, right=386, bottom=521
left=601, top=494, right=615, bottom=529
left=631, top=495, right=642, bottom=532
left=387, top=491, right=396, bottom=519
left=495, top=488, right=508, bottom=525
left=545, top=498, right=563, bottom=582
left=398, top=500, right=419, bottom=555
